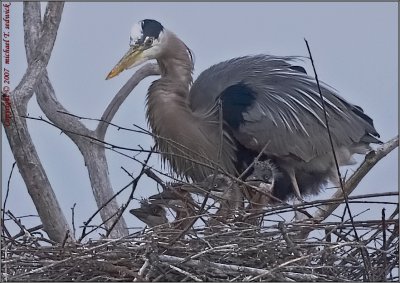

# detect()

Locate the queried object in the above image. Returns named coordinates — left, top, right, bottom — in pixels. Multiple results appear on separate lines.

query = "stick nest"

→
left=2, top=210, right=398, bottom=282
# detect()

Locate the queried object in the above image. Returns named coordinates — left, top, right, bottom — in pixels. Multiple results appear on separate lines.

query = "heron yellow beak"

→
left=106, top=45, right=144, bottom=80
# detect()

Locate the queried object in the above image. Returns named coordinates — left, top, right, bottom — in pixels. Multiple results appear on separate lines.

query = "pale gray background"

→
left=2, top=2, right=398, bottom=238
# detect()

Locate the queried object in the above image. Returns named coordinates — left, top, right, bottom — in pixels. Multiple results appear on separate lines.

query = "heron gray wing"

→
left=189, top=55, right=380, bottom=162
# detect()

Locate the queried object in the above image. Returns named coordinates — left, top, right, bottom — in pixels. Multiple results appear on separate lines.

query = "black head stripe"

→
left=141, top=19, right=164, bottom=39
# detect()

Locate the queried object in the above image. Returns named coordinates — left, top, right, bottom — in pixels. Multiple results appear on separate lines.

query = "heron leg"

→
left=293, top=198, right=308, bottom=221
left=287, top=168, right=304, bottom=201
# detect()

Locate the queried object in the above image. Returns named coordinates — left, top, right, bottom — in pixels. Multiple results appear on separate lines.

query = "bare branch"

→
left=22, top=3, right=129, bottom=238
left=97, top=63, right=160, bottom=139
left=314, top=136, right=398, bottom=221
left=2, top=162, right=16, bottom=229
left=2, top=2, right=72, bottom=243
left=14, top=2, right=64, bottom=107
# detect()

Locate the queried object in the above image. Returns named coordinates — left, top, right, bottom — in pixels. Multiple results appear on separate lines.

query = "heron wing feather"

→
left=190, top=55, right=380, bottom=162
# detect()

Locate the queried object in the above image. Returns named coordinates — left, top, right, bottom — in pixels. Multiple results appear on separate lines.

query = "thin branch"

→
left=305, top=39, right=356, bottom=228
left=104, top=146, right=155, bottom=238
left=14, top=2, right=64, bottom=105
left=313, top=136, right=398, bottom=221
left=2, top=162, right=16, bottom=232
left=97, top=63, right=160, bottom=139
left=71, top=203, right=77, bottom=240
left=305, top=39, right=375, bottom=279
left=2, top=2, right=72, bottom=243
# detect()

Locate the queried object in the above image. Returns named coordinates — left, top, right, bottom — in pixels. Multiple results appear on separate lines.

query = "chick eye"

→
left=144, top=37, right=154, bottom=46
left=264, top=175, right=272, bottom=183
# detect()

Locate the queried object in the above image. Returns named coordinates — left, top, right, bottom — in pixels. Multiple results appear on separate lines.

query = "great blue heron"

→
left=129, top=200, right=168, bottom=227
left=107, top=19, right=381, bottom=201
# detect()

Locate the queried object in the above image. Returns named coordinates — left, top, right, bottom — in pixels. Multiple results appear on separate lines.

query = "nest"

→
left=2, top=206, right=398, bottom=282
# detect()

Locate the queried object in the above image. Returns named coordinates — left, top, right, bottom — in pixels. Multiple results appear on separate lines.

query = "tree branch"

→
left=2, top=2, right=72, bottom=243
left=97, top=63, right=160, bottom=139
left=22, top=3, right=130, bottom=238
left=313, top=136, right=398, bottom=221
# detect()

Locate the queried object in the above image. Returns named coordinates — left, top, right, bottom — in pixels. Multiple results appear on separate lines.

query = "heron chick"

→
left=149, top=186, right=196, bottom=230
left=129, top=200, right=168, bottom=228
left=245, top=160, right=278, bottom=204
left=107, top=19, right=381, bottom=202
left=196, top=174, right=244, bottom=214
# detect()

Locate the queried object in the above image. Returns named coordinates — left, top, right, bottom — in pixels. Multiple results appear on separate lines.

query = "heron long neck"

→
left=158, top=30, right=193, bottom=87
left=146, top=31, right=237, bottom=181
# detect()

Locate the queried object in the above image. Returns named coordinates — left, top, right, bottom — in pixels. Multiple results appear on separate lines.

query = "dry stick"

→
left=57, top=110, right=149, bottom=136
left=305, top=39, right=372, bottom=280
left=381, top=208, right=388, bottom=281
left=9, top=224, right=43, bottom=241
left=78, top=164, right=185, bottom=240
left=144, top=168, right=168, bottom=191
left=5, top=211, right=30, bottom=237
left=2, top=162, right=16, bottom=234
left=247, top=190, right=397, bottom=224
left=158, top=254, right=270, bottom=277
left=305, top=39, right=354, bottom=224
left=347, top=206, right=398, bottom=252
left=28, top=112, right=235, bottom=206
left=313, top=136, right=398, bottom=221
left=104, top=146, right=156, bottom=238
left=159, top=242, right=348, bottom=281
left=25, top=115, right=227, bottom=181
left=17, top=3, right=75, bottom=242
left=134, top=259, right=150, bottom=282
left=249, top=241, right=357, bottom=282
left=79, top=179, right=135, bottom=241
left=61, top=230, right=70, bottom=248
left=81, top=209, right=123, bottom=239
left=75, top=144, right=149, bottom=239
left=278, top=222, right=302, bottom=257
left=70, top=203, right=77, bottom=240
left=166, top=264, right=203, bottom=282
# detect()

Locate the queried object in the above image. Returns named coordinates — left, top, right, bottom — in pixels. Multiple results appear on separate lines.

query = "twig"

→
left=134, top=259, right=150, bottom=281
left=104, top=146, right=156, bottom=238
left=71, top=203, right=76, bottom=240
left=2, top=162, right=16, bottom=234
left=167, top=264, right=203, bottom=282
left=158, top=254, right=269, bottom=277
left=381, top=208, right=387, bottom=281
left=304, top=39, right=358, bottom=235
left=5, top=211, right=30, bottom=237
left=278, top=222, right=302, bottom=257
left=313, top=136, right=398, bottom=221
left=61, top=230, right=70, bottom=248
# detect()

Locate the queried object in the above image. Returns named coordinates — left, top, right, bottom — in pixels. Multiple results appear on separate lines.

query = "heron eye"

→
left=144, top=37, right=154, bottom=46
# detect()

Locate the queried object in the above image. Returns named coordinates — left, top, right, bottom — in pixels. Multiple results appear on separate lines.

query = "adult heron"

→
left=107, top=19, right=381, bottom=200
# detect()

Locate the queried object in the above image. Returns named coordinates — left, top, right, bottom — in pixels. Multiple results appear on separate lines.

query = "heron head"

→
left=106, top=19, right=165, bottom=79
left=246, top=160, right=277, bottom=187
left=197, top=174, right=236, bottom=199
left=129, top=200, right=167, bottom=227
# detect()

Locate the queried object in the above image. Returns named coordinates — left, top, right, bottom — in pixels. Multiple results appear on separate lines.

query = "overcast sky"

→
left=2, top=2, right=398, bottom=238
